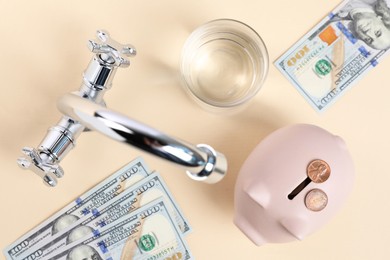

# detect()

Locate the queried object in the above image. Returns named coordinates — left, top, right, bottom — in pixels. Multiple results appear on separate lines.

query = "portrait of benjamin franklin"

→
left=52, top=214, right=80, bottom=235
left=66, top=245, right=102, bottom=260
left=333, top=0, right=390, bottom=49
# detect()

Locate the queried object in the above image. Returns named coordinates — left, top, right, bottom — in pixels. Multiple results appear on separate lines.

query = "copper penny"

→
left=305, top=189, right=328, bottom=212
left=307, top=159, right=330, bottom=183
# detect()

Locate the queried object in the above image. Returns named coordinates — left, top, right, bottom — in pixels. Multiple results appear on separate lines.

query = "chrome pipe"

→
left=57, top=93, right=227, bottom=184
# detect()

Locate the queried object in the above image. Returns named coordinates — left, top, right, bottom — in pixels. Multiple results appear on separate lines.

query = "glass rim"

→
left=180, top=18, right=269, bottom=109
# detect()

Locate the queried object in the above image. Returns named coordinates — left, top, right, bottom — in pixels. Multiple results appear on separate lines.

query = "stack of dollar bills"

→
left=3, top=157, right=193, bottom=260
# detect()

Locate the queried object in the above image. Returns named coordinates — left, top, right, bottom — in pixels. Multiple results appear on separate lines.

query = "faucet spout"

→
left=58, top=93, right=227, bottom=184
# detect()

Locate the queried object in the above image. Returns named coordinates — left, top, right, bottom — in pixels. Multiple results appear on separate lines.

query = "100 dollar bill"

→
left=275, top=0, right=390, bottom=112
left=4, top=157, right=150, bottom=260
left=20, top=173, right=191, bottom=260
left=42, top=199, right=192, bottom=260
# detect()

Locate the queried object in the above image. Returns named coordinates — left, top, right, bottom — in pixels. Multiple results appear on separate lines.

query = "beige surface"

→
left=0, top=0, right=389, bottom=259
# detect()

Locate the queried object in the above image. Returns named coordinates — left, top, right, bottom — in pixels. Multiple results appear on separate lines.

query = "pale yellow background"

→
left=0, top=0, right=389, bottom=259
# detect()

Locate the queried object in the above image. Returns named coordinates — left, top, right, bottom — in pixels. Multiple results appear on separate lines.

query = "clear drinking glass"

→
left=180, top=19, right=269, bottom=112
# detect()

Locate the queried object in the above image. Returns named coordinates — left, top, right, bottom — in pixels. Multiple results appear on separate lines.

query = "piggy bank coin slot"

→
left=288, top=177, right=311, bottom=200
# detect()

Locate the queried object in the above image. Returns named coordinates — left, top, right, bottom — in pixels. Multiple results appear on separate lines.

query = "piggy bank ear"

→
left=244, top=182, right=270, bottom=208
left=280, top=217, right=309, bottom=241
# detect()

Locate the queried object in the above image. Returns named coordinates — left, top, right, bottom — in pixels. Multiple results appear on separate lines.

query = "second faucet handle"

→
left=88, top=30, right=137, bottom=68
left=17, top=147, right=64, bottom=187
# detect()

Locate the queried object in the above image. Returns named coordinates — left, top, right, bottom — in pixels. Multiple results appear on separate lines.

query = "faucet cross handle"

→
left=17, top=147, right=64, bottom=187
left=88, top=30, right=136, bottom=68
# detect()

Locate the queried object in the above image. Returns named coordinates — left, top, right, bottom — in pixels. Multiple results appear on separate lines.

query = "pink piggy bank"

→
left=234, top=124, right=354, bottom=245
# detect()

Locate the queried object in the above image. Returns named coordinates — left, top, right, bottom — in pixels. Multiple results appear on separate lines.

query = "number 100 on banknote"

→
left=275, top=0, right=390, bottom=112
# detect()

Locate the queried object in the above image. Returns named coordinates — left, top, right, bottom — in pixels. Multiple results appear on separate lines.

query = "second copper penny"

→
left=307, top=159, right=331, bottom=183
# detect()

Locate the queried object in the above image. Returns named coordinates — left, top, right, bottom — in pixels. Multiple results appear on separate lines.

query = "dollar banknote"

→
left=41, top=199, right=192, bottom=260
left=275, top=0, right=390, bottom=112
left=4, top=157, right=151, bottom=260
left=20, top=173, right=191, bottom=260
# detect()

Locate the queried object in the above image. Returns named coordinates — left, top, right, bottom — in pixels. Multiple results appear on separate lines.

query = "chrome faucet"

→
left=17, top=30, right=227, bottom=187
